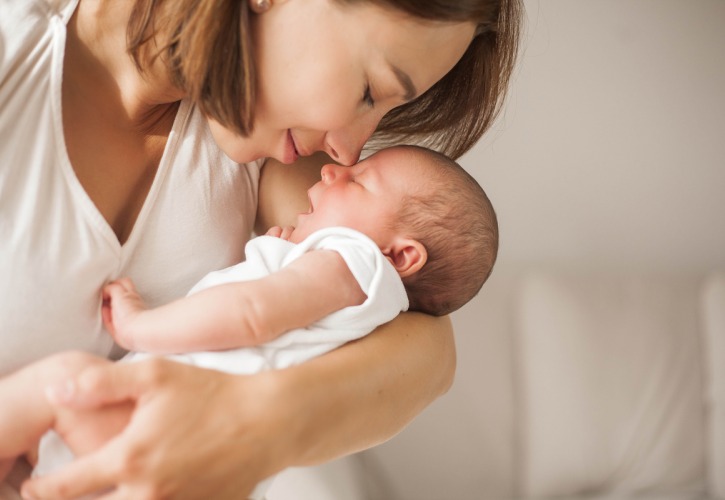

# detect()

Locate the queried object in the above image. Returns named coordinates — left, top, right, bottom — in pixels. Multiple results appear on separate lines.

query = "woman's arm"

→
left=22, top=315, right=454, bottom=499
left=21, top=154, right=456, bottom=499
left=254, top=153, right=457, bottom=461
left=270, top=310, right=456, bottom=465
left=255, top=152, right=331, bottom=234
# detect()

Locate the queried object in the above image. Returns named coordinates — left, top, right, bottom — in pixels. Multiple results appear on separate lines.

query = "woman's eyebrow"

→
left=391, top=64, right=417, bottom=102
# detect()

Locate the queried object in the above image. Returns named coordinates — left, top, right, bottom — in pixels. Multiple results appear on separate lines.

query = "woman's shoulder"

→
left=0, top=0, right=76, bottom=79
left=0, top=0, right=76, bottom=27
left=41, top=0, right=77, bottom=15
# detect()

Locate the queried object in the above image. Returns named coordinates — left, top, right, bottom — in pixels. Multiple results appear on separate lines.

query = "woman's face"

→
left=208, top=0, right=475, bottom=165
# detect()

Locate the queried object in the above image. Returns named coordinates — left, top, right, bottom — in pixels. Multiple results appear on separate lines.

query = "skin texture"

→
left=13, top=0, right=465, bottom=497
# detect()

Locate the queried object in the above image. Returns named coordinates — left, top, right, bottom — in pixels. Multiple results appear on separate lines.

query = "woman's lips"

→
left=282, top=130, right=300, bottom=164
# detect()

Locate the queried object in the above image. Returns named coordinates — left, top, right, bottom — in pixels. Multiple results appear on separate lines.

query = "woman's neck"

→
left=72, top=0, right=185, bottom=128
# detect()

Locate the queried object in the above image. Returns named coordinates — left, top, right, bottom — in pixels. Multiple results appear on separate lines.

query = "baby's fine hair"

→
left=396, top=146, right=498, bottom=316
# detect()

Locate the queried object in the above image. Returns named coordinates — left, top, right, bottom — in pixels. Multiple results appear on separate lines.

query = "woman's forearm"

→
left=249, top=311, right=456, bottom=467
left=19, top=313, right=455, bottom=499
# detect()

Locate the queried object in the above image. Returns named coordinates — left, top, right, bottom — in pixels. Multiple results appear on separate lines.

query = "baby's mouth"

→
left=303, top=191, right=314, bottom=215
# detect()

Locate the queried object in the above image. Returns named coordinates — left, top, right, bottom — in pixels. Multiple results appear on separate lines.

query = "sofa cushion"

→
left=516, top=271, right=705, bottom=498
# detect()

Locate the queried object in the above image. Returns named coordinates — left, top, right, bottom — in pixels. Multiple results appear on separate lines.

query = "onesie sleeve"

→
left=266, top=227, right=409, bottom=347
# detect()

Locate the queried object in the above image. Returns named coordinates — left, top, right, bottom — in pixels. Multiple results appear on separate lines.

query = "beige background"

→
left=360, top=1, right=725, bottom=498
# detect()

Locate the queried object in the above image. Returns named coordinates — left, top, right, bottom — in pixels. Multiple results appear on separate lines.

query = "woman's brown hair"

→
left=362, top=0, right=523, bottom=159
left=127, top=0, right=522, bottom=160
left=127, top=0, right=256, bottom=135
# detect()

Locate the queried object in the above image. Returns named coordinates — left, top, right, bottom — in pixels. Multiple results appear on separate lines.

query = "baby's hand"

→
left=265, top=225, right=295, bottom=241
left=102, top=278, right=148, bottom=348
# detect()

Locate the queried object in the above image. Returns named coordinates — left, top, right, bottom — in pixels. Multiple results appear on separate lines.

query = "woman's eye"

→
left=363, top=84, right=375, bottom=108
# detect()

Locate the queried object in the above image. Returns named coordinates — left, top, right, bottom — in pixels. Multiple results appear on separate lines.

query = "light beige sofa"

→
left=269, top=270, right=725, bottom=500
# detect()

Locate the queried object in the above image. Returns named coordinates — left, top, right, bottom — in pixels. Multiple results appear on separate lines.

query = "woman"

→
left=0, top=0, right=521, bottom=497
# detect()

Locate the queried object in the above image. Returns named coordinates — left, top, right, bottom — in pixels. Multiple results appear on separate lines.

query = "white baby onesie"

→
left=35, top=227, right=409, bottom=499
left=129, top=226, right=410, bottom=372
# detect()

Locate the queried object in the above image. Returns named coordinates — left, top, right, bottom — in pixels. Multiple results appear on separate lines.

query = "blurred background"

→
left=356, top=0, right=725, bottom=498
left=270, top=1, right=725, bottom=498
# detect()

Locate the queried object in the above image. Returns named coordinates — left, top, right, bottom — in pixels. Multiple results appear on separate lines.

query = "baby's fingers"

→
left=102, top=299, right=116, bottom=337
left=265, top=226, right=295, bottom=240
left=279, top=226, right=295, bottom=241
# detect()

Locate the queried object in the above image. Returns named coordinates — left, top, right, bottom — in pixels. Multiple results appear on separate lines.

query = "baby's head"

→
left=386, top=146, right=498, bottom=316
left=292, top=145, right=498, bottom=316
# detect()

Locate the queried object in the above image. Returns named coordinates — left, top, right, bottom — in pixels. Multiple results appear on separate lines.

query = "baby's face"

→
left=290, top=147, right=428, bottom=247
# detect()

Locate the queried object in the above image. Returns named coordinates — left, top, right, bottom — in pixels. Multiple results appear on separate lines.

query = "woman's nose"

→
left=324, top=138, right=360, bottom=167
left=324, top=113, right=380, bottom=166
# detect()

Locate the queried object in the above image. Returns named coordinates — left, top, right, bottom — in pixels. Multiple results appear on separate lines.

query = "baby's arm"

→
left=0, top=352, right=131, bottom=481
left=104, top=249, right=366, bottom=354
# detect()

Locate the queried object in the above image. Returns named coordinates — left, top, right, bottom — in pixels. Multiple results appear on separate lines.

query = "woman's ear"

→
left=384, top=238, right=427, bottom=278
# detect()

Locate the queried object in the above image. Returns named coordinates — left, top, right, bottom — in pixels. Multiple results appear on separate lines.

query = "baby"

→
left=0, top=145, right=498, bottom=488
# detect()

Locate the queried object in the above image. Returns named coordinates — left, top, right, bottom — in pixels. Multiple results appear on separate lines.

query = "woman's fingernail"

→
left=45, top=379, right=76, bottom=403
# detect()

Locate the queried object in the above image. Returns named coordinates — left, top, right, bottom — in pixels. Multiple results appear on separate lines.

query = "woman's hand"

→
left=21, top=359, right=289, bottom=500
left=21, top=312, right=455, bottom=499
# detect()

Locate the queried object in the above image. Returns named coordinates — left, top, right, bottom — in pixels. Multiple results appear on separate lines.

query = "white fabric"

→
left=33, top=228, right=407, bottom=499
left=129, top=227, right=409, bottom=373
left=0, top=0, right=261, bottom=375
left=159, top=227, right=405, bottom=499
left=703, top=273, right=725, bottom=499
left=266, top=456, right=368, bottom=500
left=516, top=272, right=705, bottom=498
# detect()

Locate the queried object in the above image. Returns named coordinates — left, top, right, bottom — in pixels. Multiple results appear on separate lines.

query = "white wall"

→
left=363, top=1, right=725, bottom=499
left=472, top=0, right=725, bottom=272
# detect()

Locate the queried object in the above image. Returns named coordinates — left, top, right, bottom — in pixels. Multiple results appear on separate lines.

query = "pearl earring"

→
left=251, top=0, right=271, bottom=14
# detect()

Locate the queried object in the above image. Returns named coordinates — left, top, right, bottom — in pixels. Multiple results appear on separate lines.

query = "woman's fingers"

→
left=45, top=357, right=165, bottom=408
left=36, top=360, right=272, bottom=499
left=21, top=438, right=125, bottom=499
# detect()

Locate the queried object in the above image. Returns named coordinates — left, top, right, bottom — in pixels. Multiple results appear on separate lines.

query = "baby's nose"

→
left=320, top=164, right=337, bottom=183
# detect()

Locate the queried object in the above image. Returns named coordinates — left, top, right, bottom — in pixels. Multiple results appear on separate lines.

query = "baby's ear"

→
left=384, top=238, right=427, bottom=278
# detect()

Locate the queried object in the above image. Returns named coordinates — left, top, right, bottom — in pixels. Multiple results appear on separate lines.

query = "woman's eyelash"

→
left=363, top=84, right=375, bottom=107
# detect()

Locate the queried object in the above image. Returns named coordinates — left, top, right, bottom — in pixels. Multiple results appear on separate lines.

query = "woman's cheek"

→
left=207, top=120, right=259, bottom=164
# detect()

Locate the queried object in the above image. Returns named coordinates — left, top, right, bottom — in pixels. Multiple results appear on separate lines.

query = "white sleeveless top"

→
left=0, top=0, right=262, bottom=374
